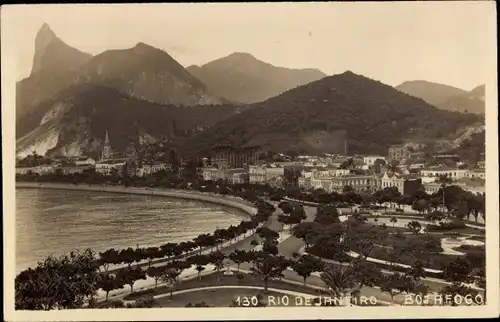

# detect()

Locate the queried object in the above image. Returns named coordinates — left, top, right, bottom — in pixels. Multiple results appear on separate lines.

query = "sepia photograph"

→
left=2, top=1, right=498, bottom=320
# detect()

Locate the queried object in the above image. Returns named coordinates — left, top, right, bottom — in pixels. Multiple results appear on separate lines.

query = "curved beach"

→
left=15, top=182, right=258, bottom=217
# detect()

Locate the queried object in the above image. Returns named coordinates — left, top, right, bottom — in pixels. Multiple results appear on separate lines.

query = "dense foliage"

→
left=185, top=71, right=480, bottom=155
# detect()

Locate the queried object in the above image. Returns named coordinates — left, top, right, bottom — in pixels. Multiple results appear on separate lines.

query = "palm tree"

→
left=435, top=174, right=453, bottom=213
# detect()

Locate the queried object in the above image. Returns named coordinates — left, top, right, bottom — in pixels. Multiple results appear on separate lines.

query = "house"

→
left=408, top=162, right=425, bottom=170
left=230, top=171, right=249, bottom=185
left=248, top=165, right=267, bottom=183
left=380, top=172, right=422, bottom=195
left=32, top=165, right=55, bottom=175
left=139, top=162, right=171, bottom=177
left=298, top=170, right=313, bottom=190
left=423, top=182, right=441, bottom=194
left=330, top=174, right=378, bottom=193
left=420, top=167, right=468, bottom=183
left=477, top=160, right=485, bottom=169
left=16, top=167, right=36, bottom=175
left=95, top=159, right=128, bottom=175
left=60, top=164, right=93, bottom=175
left=265, top=164, right=285, bottom=182
left=466, top=168, right=485, bottom=180
left=70, top=156, right=96, bottom=166
left=201, top=167, right=228, bottom=182
left=388, top=145, right=412, bottom=164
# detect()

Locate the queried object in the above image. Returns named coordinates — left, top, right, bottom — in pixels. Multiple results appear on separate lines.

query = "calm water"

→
left=15, top=188, right=245, bottom=272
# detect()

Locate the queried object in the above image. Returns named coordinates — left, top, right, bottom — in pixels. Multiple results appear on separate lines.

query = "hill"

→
left=187, top=52, right=327, bottom=103
left=16, top=85, right=244, bottom=158
left=74, top=43, right=226, bottom=107
left=436, top=85, right=485, bottom=114
left=395, top=80, right=467, bottom=106
left=16, top=24, right=93, bottom=125
left=183, top=71, right=481, bottom=156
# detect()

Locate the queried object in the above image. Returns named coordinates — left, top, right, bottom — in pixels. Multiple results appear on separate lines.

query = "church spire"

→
left=104, top=129, right=110, bottom=145
left=101, top=129, right=113, bottom=161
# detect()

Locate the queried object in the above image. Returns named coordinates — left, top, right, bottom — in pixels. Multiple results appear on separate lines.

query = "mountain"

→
left=16, top=24, right=93, bottom=124
left=16, top=85, right=244, bottom=158
left=183, top=71, right=481, bottom=156
left=16, top=25, right=228, bottom=139
left=187, top=52, right=327, bottom=103
left=435, top=85, right=485, bottom=114
left=395, top=80, right=467, bottom=106
left=74, top=42, right=226, bottom=107
left=395, top=81, right=485, bottom=114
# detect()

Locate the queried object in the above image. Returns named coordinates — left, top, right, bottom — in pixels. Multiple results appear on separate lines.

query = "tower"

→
left=101, top=129, right=113, bottom=161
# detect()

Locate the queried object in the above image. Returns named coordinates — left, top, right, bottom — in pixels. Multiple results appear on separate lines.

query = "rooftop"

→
left=420, top=167, right=466, bottom=172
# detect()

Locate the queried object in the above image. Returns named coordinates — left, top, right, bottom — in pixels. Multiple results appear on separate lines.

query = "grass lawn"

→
left=123, top=272, right=324, bottom=301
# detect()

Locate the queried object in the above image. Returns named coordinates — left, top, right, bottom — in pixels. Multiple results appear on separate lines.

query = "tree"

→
left=161, top=267, right=183, bottom=298
left=389, top=216, right=398, bottom=227
left=406, top=220, right=422, bottom=234
left=15, top=249, right=101, bottom=310
left=97, top=273, right=125, bottom=301
left=344, top=224, right=387, bottom=259
left=146, top=266, right=165, bottom=288
left=209, top=251, right=226, bottom=283
left=187, top=255, right=210, bottom=280
left=320, top=263, right=358, bottom=304
left=412, top=199, right=430, bottom=214
left=351, top=261, right=383, bottom=292
left=379, top=273, right=414, bottom=304
left=256, top=227, right=279, bottom=241
left=291, top=255, right=324, bottom=286
left=98, top=248, right=121, bottom=272
left=292, top=222, right=321, bottom=248
left=278, top=201, right=294, bottom=214
left=251, top=254, right=290, bottom=291
left=314, top=204, right=340, bottom=225
left=229, top=250, right=250, bottom=273
left=116, top=266, right=147, bottom=294
left=435, top=174, right=453, bottom=212
left=194, top=233, right=211, bottom=255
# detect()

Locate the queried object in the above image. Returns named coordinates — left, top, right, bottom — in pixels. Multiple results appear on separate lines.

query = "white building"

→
left=465, top=168, right=486, bottom=180
left=95, top=159, right=128, bottom=175
left=363, top=155, right=385, bottom=166
left=420, top=167, right=468, bottom=183
left=70, top=156, right=96, bottom=166
left=248, top=164, right=284, bottom=184
left=139, top=162, right=170, bottom=177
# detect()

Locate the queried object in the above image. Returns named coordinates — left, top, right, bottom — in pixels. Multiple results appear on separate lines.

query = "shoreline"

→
left=15, top=182, right=258, bottom=218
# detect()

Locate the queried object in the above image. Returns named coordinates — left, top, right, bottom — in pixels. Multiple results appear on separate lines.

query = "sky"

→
left=2, top=2, right=496, bottom=90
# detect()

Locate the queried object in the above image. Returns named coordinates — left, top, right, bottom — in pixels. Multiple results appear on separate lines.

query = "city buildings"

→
left=211, top=145, right=259, bottom=169
left=380, top=172, right=422, bottom=195
left=388, top=144, right=412, bottom=164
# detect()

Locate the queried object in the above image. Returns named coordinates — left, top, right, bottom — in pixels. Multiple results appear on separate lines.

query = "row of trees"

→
left=16, top=184, right=279, bottom=310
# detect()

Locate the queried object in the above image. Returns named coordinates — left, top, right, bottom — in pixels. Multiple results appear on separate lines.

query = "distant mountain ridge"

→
left=395, top=80, right=466, bottom=106
left=395, top=80, right=485, bottom=114
left=187, top=52, right=327, bottom=103
left=184, top=71, right=481, bottom=156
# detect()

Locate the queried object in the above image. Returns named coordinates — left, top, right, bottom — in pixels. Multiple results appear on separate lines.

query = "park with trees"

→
left=15, top=168, right=486, bottom=308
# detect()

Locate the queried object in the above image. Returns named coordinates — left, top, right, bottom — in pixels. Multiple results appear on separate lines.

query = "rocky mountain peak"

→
left=30, top=23, right=92, bottom=76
